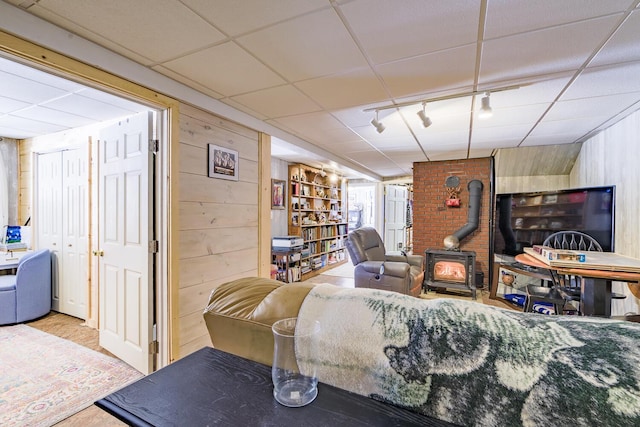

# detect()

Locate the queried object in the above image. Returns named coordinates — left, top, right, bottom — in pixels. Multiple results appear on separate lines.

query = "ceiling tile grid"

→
left=2, top=0, right=640, bottom=179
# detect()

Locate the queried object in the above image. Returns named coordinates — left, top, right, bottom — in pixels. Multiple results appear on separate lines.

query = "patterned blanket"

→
left=297, top=284, right=640, bottom=427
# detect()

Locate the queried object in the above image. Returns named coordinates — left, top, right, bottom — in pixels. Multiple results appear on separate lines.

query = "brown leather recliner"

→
left=345, top=227, right=424, bottom=297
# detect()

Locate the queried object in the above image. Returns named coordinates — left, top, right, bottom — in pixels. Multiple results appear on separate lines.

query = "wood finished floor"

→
left=25, top=266, right=514, bottom=426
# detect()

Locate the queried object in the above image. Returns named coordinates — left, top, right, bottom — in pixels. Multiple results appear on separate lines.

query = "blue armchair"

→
left=0, top=249, right=52, bottom=325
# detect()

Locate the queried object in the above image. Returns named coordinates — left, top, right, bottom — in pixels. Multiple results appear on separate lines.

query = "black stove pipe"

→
left=446, top=180, right=483, bottom=247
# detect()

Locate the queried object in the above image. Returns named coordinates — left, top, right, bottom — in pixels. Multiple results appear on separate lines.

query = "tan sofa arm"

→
left=203, top=277, right=315, bottom=366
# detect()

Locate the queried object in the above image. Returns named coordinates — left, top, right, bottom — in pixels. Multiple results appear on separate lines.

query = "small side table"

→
left=272, top=248, right=302, bottom=283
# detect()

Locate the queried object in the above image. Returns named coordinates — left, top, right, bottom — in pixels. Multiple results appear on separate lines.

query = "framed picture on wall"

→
left=271, top=179, right=286, bottom=209
left=208, top=144, right=239, bottom=181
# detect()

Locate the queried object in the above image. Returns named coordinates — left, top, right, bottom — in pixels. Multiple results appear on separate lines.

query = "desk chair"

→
left=525, top=231, right=624, bottom=315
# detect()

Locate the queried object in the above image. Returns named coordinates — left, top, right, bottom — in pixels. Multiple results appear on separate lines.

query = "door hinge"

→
left=149, top=340, right=159, bottom=354
left=149, top=240, right=159, bottom=253
left=149, top=139, right=159, bottom=153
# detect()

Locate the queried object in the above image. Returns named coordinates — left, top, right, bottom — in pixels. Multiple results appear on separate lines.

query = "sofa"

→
left=0, top=249, right=52, bottom=325
left=204, top=277, right=640, bottom=427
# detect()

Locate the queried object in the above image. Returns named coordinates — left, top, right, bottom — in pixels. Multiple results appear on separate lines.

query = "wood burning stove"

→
left=424, top=249, right=476, bottom=299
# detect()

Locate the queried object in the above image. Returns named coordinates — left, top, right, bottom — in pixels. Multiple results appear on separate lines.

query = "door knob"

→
left=92, top=250, right=104, bottom=256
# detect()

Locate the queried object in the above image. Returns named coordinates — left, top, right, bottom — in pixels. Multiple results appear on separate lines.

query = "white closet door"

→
left=36, top=148, right=88, bottom=319
left=36, top=151, right=63, bottom=311
left=60, top=148, right=88, bottom=319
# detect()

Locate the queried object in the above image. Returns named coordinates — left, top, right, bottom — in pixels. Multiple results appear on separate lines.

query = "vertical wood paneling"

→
left=177, top=103, right=261, bottom=358
left=570, top=111, right=640, bottom=316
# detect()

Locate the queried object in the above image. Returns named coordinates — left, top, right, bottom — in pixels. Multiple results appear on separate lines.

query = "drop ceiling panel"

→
left=589, top=10, right=640, bottom=67
left=295, top=67, right=389, bottom=110
left=471, top=123, right=534, bottom=145
left=152, top=65, right=225, bottom=99
left=562, top=62, right=640, bottom=99
left=161, top=42, right=286, bottom=97
left=546, top=93, right=640, bottom=122
left=231, top=85, right=321, bottom=119
left=181, top=0, right=328, bottom=36
left=9, top=105, right=94, bottom=128
left=341, top=0, right=480, bottom=64
left=484, top=0, right=631, bottom=39
left=426, top=149, right=473, bottom=161
left=27, top=0, right=226, bottom=63
left=0, top=71, right=70, bottom=104
left=376, top=45, right=477, bottom=99
left=0, top=114, right=66, bottom=135
left=237, top=9, right=368, bottom=82
left=41, top=93, right=141, bottom=121
left=480, top=15, right=622, bottom=82
left=0, top=96, right=30, bottom=115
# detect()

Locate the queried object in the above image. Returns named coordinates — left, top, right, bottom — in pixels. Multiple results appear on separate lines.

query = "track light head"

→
left=417, top=103, right=432, bottom=128
left=479, top=92, right=493, bottom=119
left=371, top=111, right=385, bottom=133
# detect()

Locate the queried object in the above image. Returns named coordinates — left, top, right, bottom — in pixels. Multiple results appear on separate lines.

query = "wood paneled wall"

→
left=177, top=104, right=262, bottom=357
left=570, top=110, right=640, bottom=316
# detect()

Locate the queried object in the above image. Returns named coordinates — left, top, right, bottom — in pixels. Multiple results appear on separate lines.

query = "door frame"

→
left=1, top=32, right=180, bottom=368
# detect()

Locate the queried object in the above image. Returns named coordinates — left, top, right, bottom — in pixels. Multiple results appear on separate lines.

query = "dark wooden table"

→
left=96, top=347, right=456, bottom=427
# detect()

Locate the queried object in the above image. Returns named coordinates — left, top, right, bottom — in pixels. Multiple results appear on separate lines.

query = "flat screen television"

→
left=494, top=186, right=615, bottom=255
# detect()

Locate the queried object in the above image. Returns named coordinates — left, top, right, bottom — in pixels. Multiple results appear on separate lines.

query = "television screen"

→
left=494, top=186, right=615, bottom=255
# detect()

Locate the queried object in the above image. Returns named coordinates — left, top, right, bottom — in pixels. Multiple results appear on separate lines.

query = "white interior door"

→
left=60, top=148, right=88, bottom=318
left=98, top=112, right=154, bottom=374
left=36, top=149, right=88, bottom=319
left=36, top=151, right=62, bottom=311
left=384, top=185, right=408, bottom=252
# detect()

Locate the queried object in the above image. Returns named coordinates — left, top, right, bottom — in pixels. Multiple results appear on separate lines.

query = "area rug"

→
left=0, top=324, right=143, bottom=426
left=298, top=284, right=640, bottom=427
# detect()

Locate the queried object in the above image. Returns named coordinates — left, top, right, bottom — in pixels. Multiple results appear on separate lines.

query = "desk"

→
left=95, top=347, right=453, bottom=426
left=515, top=253, right=640, bottom=317
left=0, top=251, right=28, bottom=272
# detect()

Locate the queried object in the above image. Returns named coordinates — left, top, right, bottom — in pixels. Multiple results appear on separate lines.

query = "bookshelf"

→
left=288, top=163, right=348, bottom=279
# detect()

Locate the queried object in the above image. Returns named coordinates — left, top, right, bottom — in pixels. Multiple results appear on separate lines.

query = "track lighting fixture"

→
left=478, top=92, right=493, bottom=119
left=363, top=83, right=523, bottom=130
left=417, top=103, right=432, bottom=128
left=371, top=110, right=385, bottom=133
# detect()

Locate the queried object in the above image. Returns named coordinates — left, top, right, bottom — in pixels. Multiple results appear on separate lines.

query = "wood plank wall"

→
left=570, top=110, right=640, bottom=315
left=177, top=103, right=261, bottom=357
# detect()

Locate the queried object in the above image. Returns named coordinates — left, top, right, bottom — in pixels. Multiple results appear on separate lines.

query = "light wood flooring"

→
left=25, top=266, right=513, bottom=426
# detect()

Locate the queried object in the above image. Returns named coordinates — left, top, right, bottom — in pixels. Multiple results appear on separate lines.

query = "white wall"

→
left=570, top=110, right=640, bottom=316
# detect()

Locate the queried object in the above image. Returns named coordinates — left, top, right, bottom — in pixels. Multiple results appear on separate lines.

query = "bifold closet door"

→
left=36, top=148, right=88, bottom=319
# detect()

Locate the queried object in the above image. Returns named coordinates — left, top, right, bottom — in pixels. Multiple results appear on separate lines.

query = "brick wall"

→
left=413, top=158, right=492, bottom=286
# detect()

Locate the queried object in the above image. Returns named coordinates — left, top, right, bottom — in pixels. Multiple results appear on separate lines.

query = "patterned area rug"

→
left=0, top=324, right=143, bottom=426
left=298, top=284, right=640, bottom=427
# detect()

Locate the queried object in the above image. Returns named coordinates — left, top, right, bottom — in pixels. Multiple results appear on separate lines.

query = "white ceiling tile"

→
left=467, top=149, right=495, bottom=159
left=474, top=104, right=549, bottom=128
left=480, top=15, right=622, bottom=82
left=426, top=150, right=472, bottom=161
left=295, top=67, right=388, bottom=110
left=0, top=96, right=30, bottom=114
left=376, top=45, right=477, bottom=98
left=530, top=117, right=609, bottom=139
left=471, top=123, right=533, bottom=144
left=42, top=94, right=139, bottom=121
left=231, top=85, right=321, bottom=119
left=11, top=105, right=94, bottom=128
left=32, top=0, right=226, bottom=63
left=547, top=93, right=640, bottom=121
left=237, top=8, right=368, bottom=81
left=152, top=65, right=225, bottom=99
left=591, top=10, right=640, bottom=67
left=563, top=62, right=640, bottom=99
left=340, top=0, right=480, bottom=64
left=161, top=42, right=286, bottom=97
left=484, top=0, right=631, bottom=39
left=0, top=114, right=66, bottom=134
left=181, top=0, right=328, bottom=36
left=0, top=70, right=69, bottom=103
